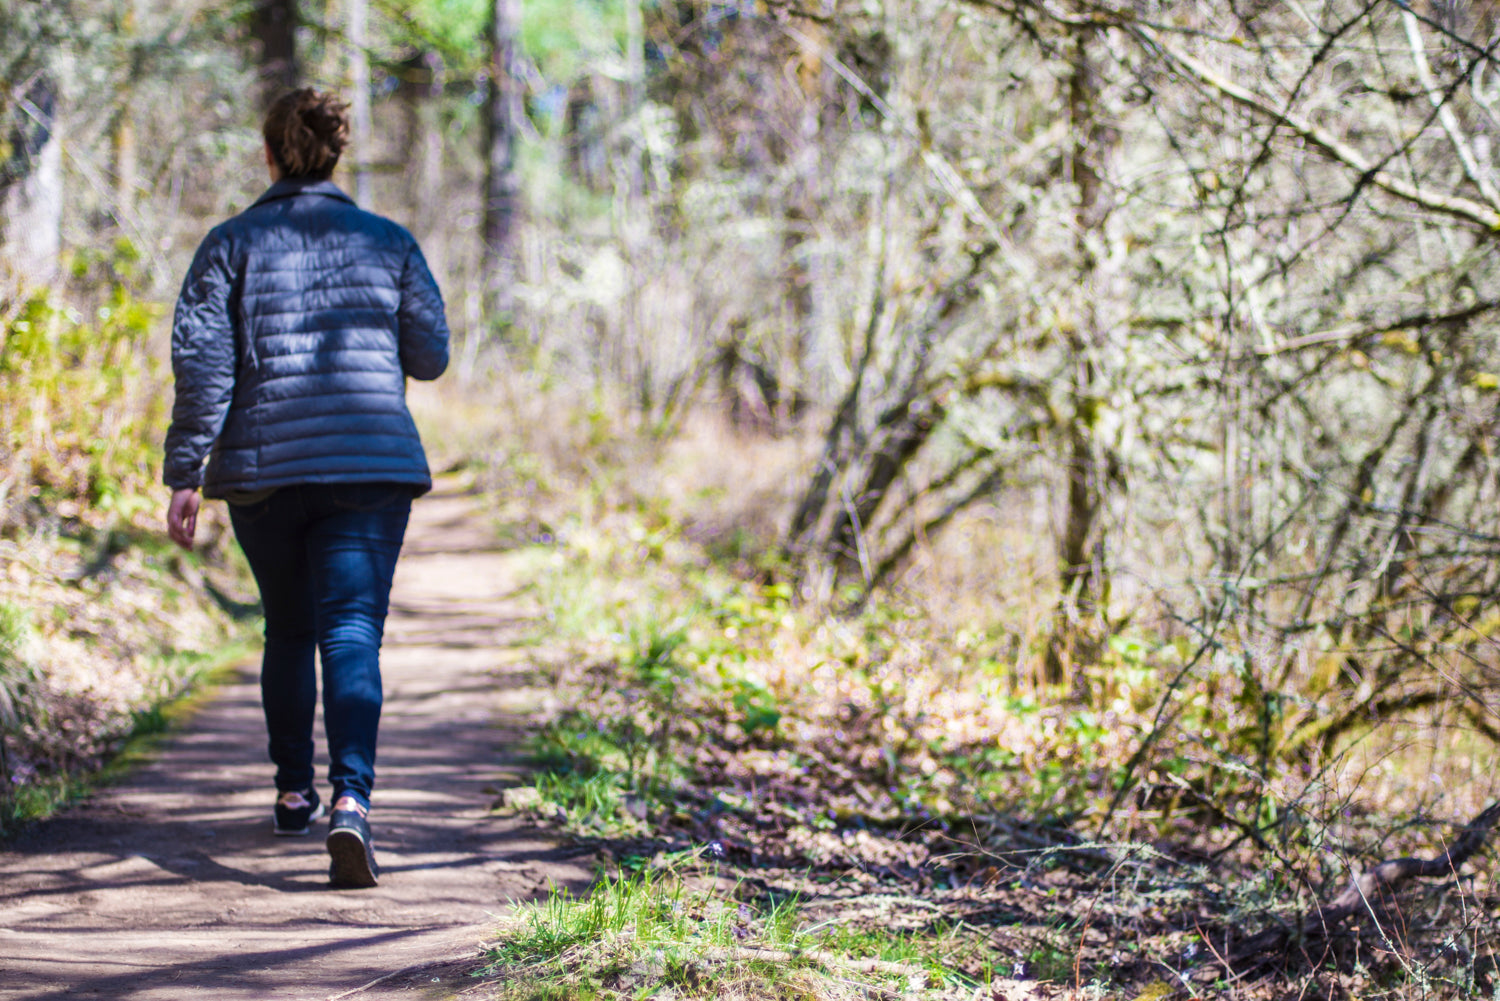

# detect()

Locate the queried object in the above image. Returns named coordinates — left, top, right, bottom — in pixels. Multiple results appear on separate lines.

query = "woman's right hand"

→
left=167, top=488, right=201, bottom=550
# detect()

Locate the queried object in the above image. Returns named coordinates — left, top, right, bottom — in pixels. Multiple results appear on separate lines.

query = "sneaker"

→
left=326, top=797, right=379, bottom=889
left=273, top=788, right=325, bottom=836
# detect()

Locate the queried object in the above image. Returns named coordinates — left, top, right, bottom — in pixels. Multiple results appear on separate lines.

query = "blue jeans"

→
left=228, top=483, right=412, bottom=811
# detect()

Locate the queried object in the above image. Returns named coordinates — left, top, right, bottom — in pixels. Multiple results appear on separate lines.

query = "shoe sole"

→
left=327, top=827, right=378, bottom=888
left=273, top=802, right=327, bottom=837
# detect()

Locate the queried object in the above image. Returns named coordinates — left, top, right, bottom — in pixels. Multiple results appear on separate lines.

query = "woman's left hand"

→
left=167, top=488, right=201, bottom=550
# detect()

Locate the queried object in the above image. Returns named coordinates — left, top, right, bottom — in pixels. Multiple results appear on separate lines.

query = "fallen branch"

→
left=1230, top=801, right=1500, bottom=963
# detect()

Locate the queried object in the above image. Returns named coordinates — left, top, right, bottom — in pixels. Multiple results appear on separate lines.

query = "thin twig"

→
left=324, top=951, right=478, bottom=1001
left=1231, top=801, right=1500, bottom=961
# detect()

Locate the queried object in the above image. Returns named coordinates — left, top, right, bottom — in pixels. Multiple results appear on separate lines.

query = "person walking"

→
left=162, top=89, right=449, bottom=889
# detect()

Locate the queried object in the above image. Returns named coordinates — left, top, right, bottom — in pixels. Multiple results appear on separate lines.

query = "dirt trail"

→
left=0, top=483, right=588, bottom=1000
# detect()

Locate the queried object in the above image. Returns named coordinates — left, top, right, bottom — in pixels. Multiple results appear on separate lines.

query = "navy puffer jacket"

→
left=163, top=178, right=449, bottom=499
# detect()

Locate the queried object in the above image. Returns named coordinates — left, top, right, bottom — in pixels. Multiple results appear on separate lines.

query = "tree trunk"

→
left=113, top=108, right=136, bottom=220
left=0, top=77, right=62, bottom=289
left=113, top=3, right=140, bottom=222
left=401, top=52, right=445, bottom=276
left=250, top=0, right=299, bottom=106
left=565, top=76, right=605, bottom=190
left=784, top=240, right=991, bottom=588
left=779, top=202, right=813, bottom=426
left=347, top=0, right=373, bottom=206
left=482, top=0, right=523, bottom=323
left=824, top=396, right=945, bottom=581
left=1043, top=21, right=1114, bottom=687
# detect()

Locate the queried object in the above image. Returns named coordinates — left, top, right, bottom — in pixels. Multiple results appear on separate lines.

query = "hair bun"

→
left=263, top=89, right=351, bottom=180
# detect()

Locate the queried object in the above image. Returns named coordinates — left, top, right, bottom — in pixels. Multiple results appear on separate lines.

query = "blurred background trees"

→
left=7, top=0, right=1500, bottom=818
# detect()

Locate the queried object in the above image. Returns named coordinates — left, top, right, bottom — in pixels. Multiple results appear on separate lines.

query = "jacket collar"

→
left=250, top=177, right=355, bottom=209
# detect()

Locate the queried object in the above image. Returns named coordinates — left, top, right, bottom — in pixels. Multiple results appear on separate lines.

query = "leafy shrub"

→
left=0, top=275, right=164, bottom=529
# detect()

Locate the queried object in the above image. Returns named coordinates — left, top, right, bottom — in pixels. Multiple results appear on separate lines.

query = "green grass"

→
left=534, top=761, right=632, bottom=834
left=521, top=708, right=687, bottom=837
left=476, top=865, right=953, bottom=1000
left=811, top=921, right=954, bottom=970
left=3, top=774, right=93, bottom=830
left=487, top=866, right=749, bottom=963
left=513, top=612, right=705, bottom=836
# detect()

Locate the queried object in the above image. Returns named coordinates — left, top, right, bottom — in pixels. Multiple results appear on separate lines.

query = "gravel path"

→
left=0, top=484, right=586, bottom=1000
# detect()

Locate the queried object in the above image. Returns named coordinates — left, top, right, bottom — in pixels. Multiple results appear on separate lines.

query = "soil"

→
left=0, top=483, right=590, bottom=1000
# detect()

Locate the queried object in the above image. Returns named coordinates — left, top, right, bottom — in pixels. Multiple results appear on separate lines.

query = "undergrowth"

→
left=0, top=259, right=257, bottom=834
left=434, top=380, right=1500, bottom=1000
left=476, top=858, right=967, bottom=1000
left=0, top=641, right=253, bottom=836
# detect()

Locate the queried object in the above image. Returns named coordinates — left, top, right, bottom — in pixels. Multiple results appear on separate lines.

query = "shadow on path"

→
left=0, top=484, right=585, bottom=1001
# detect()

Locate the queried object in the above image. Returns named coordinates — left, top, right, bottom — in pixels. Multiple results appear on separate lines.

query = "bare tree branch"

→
left=1401, top=9, right=1500, bottom=211
left=1146, top=33, right=1500, bottom=230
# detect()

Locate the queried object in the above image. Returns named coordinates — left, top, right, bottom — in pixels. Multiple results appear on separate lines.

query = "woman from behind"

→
left=162, top=89, right=449, bottom=889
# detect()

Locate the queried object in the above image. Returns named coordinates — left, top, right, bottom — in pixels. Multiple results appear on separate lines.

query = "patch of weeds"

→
left=724, top=676, right=781, bottom=735
left=534, top=765, right=630, bottom=834
left=519, top=614, right=704, bottom=835
left=1019, top=939, right=1074, bottom=982
left=625, top=614, right=690, bottom=695
left=0, top=603, right=41, bottom=835
left=4, top=774, right=92, bottom=830
left=705, top=525, right=758, bottom=566
left=478, top=867, right=933, bottom=999
left=488, top=868, right=720, bottom=964
left=129, top=704, right=170, bottom=738
left=525, top=706, right=685, bottom=836
left=532, top=553, right=617, bottom=642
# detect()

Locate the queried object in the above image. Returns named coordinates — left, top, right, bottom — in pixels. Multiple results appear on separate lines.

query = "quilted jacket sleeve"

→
left=397, top=240, right=450, bottom=381
left=163, top=231, right=237, bottom=491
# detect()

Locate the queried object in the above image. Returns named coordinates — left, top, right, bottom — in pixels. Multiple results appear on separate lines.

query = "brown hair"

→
left=262, top=89, right=350, bottom=180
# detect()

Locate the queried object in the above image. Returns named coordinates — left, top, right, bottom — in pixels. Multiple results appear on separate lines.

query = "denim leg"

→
left=229, top=494, right=318, bottom=794
left=304, top=487, right=410, bottom=809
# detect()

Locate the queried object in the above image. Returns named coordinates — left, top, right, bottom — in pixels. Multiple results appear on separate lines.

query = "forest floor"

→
left=0, top=480, right=598, bottom=1000
left=1, top=406, right=1494, bottom=1000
